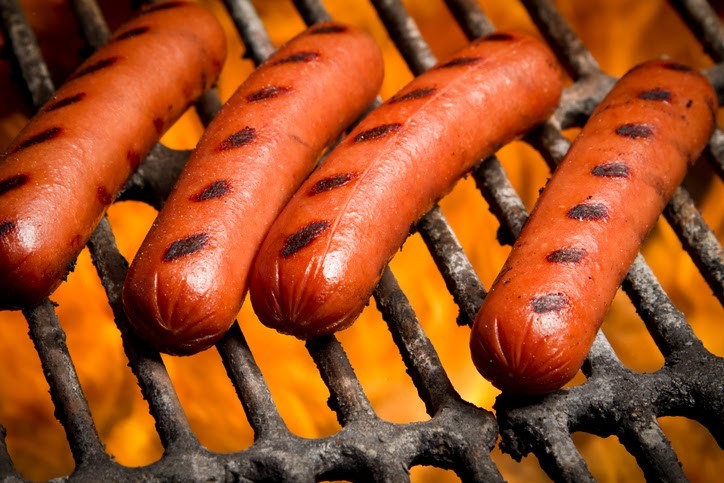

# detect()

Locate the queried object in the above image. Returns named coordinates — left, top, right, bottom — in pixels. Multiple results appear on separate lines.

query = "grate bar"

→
left=443, top=0, right=494, bottom=39
left=306, top=337, right=377, bottom=425
left=0, top=0, right=54, bottom=107
left=669, top=0, right=724, bottom=63
left=416, top=206, right=486, bottom=327
left=370, top=0, right=436, bottom=75
left=87, top=218, right=200, bottom=452
left=521, top=0, right=600, bottom=79
left=223, top=0, right=276, bottom=65
left=217, top=324, right=290, bottom=440
left=708, top=128, right=724, bottom=177
left=68, top=0, right=110, bottom=51
left=620, top=416, right=687, bottom=483
left=22, top=301, right=108, bottom=468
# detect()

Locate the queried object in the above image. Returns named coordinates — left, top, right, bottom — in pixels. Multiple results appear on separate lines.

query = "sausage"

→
left=249, top=32, right=563, bottom=339
left=0, top=1, right=226, bottom=310
left=121, top=22, right=384, bottom=355
left=469, top=59, right=717, bottom=394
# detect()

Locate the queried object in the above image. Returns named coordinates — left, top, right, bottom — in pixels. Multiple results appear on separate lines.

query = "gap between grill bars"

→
left=0, top=0, right=721, bottom=481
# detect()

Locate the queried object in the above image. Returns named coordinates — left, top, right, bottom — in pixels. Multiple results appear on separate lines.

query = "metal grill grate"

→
left=0, top=0, right=722, bottom=481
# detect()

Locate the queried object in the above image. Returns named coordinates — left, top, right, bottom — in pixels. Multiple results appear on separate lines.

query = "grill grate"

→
left=0, top=0, right=722, bottom=481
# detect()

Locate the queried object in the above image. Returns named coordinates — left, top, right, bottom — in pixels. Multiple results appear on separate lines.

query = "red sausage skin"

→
left=122, top=23, right=384, bottom=355
left=0, top=1, right=226, bottom=309
left=470, top=60, right=717, bottom=395
left=249, top=33, right=563, bottom=339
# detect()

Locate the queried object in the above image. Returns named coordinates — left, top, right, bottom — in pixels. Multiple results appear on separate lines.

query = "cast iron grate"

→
left=0, top=0, right=721, bottom=481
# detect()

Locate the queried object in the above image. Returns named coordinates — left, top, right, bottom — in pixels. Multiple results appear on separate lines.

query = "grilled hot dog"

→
left=122, top=22, right=384, bottom=355
left=470, top=59, right=717, bottom=394
left=249, top=32, right=563, bottom=339
left=0, top=1, right=226, bottom=309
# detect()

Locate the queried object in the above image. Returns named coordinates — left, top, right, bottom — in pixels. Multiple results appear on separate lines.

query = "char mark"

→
left=163, top=233, right=209, bottom=262
left=282, top=221, right=330, bottom=258
left=71, top=57, right=119, bottom=80
left=568, top=202, right=608, bottom=221
left=114, top=26, right=150, bottom=41
left=145, top=1, right=186, bottom=13
left=97, top=186, right=113, bottom=205
left=389, top=87, right=436, bottom=104
left=662, top=61, right=693, bottom=72
left=11, top=127, right=62, bottom=154
left=246, top=85, right=291, bottom=102
left=309, top=173, right=356, bottom=195
left=0, top=221, right=16, bottom=237
left=354, top=123, right=402, bottom=143
left=45, top=92, right=86, bottom=112
left=616, top=123, right=653, bottom=139
left=127, top=150, right=142, bottom=170
left=192, top=180, right=231, bottom=201
left=436, top=57, right=480, bottom=69
left=219, top=126, right=256, bottom=151
left=309, top=24, right=348, bottom=34
left=638, top=88, right=672, bottom=101
left=592, top=162, right=630, bottom=178
left=530, top=293, right=569, bottom=314
left=485, top=32, right=514, bottom=41
left=273, top=51, right=319, bottom=65
left=0, top=174, right=29, bottom=196
left=546, top=247, right=588, bottom=263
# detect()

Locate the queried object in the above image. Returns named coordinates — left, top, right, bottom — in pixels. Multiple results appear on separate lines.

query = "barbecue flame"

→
left=0, top=0, right=721, bottom=481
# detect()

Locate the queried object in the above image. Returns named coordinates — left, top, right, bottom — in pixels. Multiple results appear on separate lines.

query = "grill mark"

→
left=273, top=51, right=319, bottom=65
left=219, top=126, right=256, bottom=151
left=568, top=202, right=609, bottom=221
left=485, top=32, right=514, bottom=41
left=616, top=123, right=653, bottom=139
left=309, top=24, right=348, bottom=34
left=191, top=180, right=231, bottom=201
left=97, top=186, right=112, bottom=205
left=638, top=88, right=671, bottom=101
left=0, top=174, right=29, bottom=196
left=145, top=1, right=186, bottom=13
left=163, top=233, right=209, bottom=262
left=0, top=221, right=16, bottom=237
left=530, top=293, right=569, bottom=314
left=592, top=162, right=630, bottom=178
left=127, top=150, right=141, bottom=170
left=662, top=61, right=692, bottom=72
left=686, top=99, right=693, bottom=108
left=11, top=127, right=62, bottom=153
left=546, top=247, right=588, bottom=263
left=71, top=56, right=119, bottom=79
left=114, top=26, right=150, bottom=41
left=282, top=221, right=330, bottom=258
left=309, top=173, right=356, bottom=195
left=388, top=87, right=436, bottom=104
left=153, top=117, right=164, bottom=134
left=246, top=85, right=291, bottom=102
left=353, top=123, right=402, bottom=143
left=44, top=92, right=86, bottom=112
left=436, top=57, right=480, bottom=69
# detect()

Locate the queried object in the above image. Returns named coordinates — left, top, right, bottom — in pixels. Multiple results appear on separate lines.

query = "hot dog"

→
left=121, top=22, right=384, bottom=355
left=470, top=59, right=717, bottom=394
left=249, top=32, right=563, bottom=339
left=0, top=1, right=226, bottom=310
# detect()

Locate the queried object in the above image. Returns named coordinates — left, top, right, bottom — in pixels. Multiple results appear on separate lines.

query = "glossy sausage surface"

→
left=470, top=59, right=717, bottom=394
left=0, top=0, right=226, bottom=309
left=249, top=32, right=563, bottom=339
left=122, top=22, right=384, bottom=355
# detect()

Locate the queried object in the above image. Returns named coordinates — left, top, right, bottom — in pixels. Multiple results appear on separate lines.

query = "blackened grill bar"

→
left=0, top=0, right=720, bottom=482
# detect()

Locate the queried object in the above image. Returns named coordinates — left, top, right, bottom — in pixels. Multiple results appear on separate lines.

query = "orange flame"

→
left=0, top=0, right=721, bottom=481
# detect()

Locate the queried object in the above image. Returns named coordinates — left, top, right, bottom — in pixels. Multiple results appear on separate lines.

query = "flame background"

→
left=0, top=0, right=722, bottom=481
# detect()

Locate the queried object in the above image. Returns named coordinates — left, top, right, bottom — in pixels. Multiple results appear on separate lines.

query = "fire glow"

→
left=0, top=0, right=721, bottom=481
